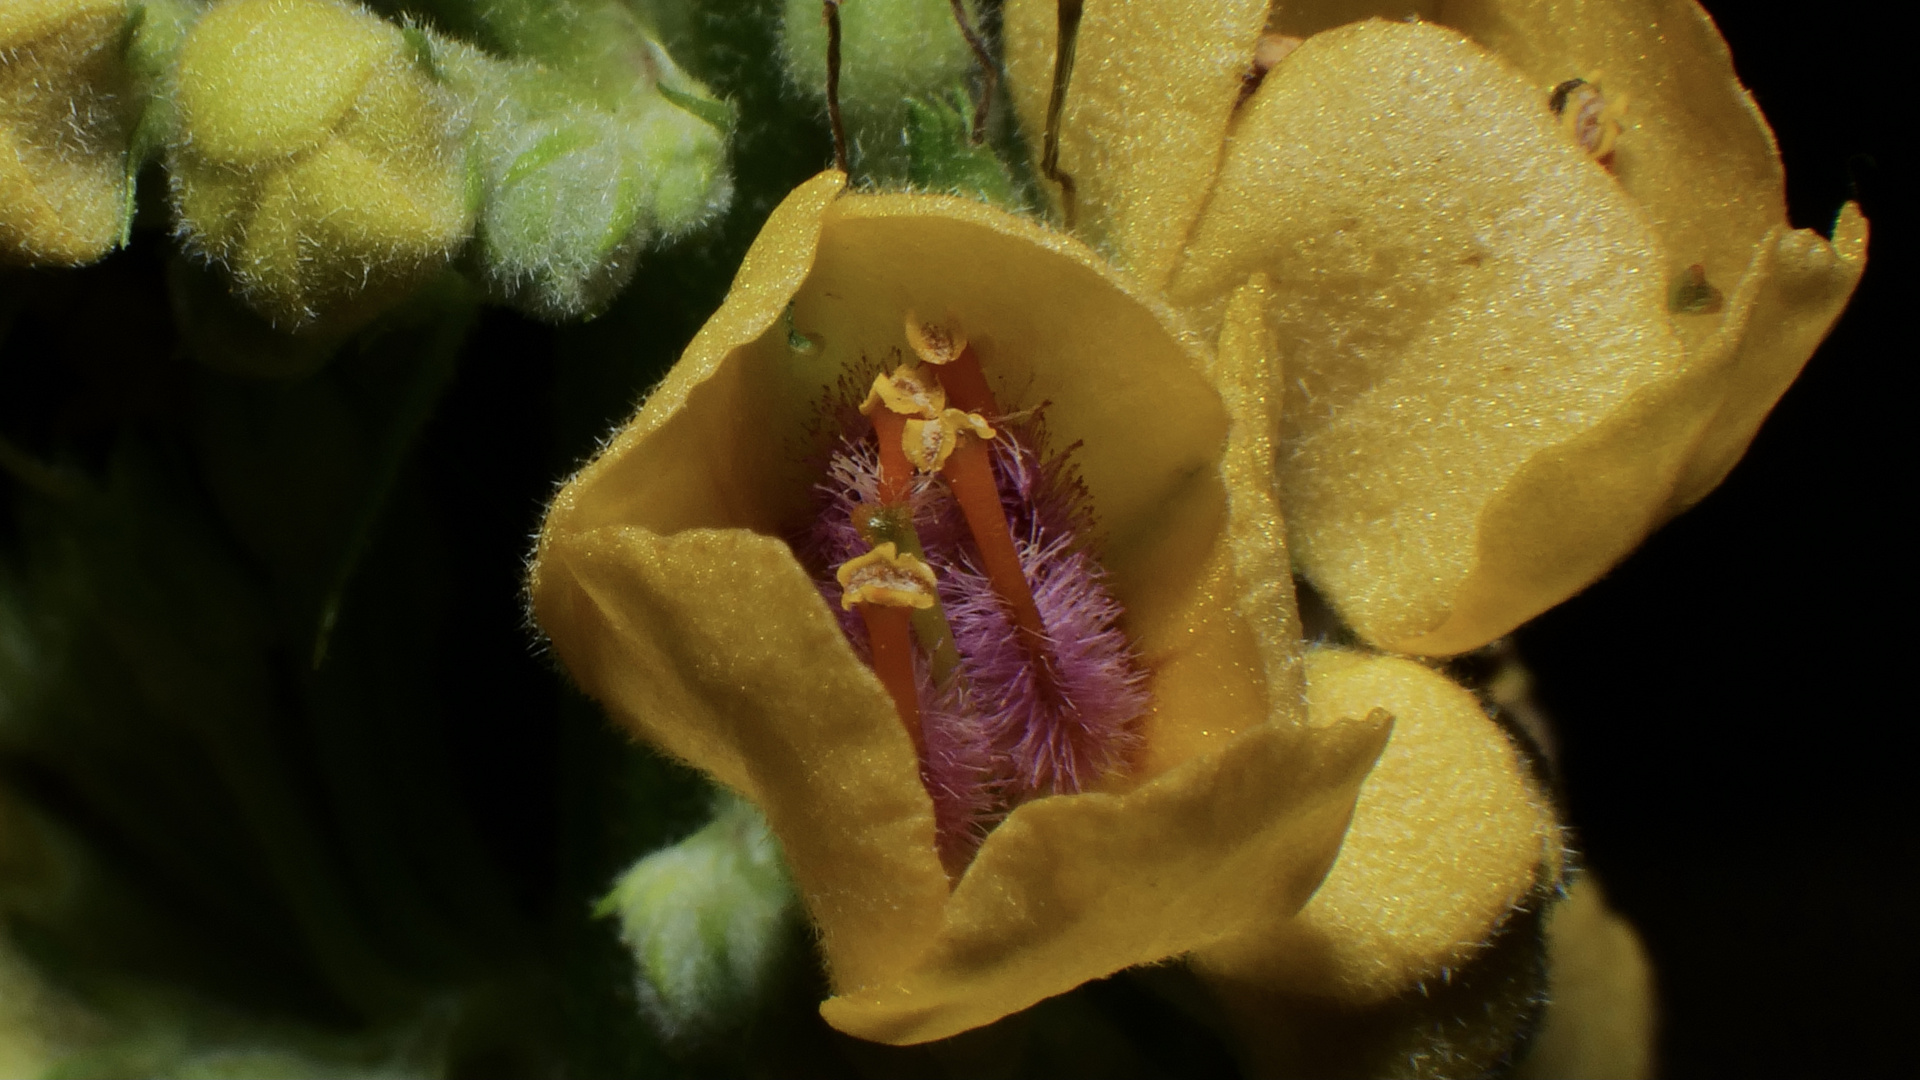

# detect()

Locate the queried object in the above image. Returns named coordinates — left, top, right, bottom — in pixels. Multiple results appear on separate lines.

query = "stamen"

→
left=906, top=310, right=968, bottom=365
left=903, top=408, right=996, bottom=473
left=837, top=542, right=939, bottom=755
left=862, top=363, right=946, bottom=419
left=836, top=542, right=938, bottom=610
left=797, top=335, right=1150, bottom=871
left=853, top=504, right=964, bottom=685
left=907, top=313, right=998, bottom=417
left=941, top=430, right=1052, bottom=659
left=860, top=605, right=923, bottom=755
left=867, top=408, right=916, bottom=505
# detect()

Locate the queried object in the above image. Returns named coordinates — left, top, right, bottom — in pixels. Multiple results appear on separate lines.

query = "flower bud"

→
left=781, top=0, right=977, bottom=175
left=0, top=0, right=137, bottom=265
left=596, top=796, right=796, bottom=1043
left=442, top=34, right=730, bottom=320
left=168, top=0, right=473, bottom=330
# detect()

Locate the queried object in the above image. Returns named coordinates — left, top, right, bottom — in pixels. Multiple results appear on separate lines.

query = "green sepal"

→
left=657, top=82, right=733, bottom=133
left=906, top=89, right=1018, bottom=207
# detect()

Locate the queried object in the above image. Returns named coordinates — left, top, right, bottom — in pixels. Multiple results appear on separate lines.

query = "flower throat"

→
left=798, top=314, right=1149, bottom=874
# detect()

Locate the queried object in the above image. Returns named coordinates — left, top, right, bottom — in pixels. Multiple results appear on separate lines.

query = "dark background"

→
left=1517, top=2, right=1913, bottom=1073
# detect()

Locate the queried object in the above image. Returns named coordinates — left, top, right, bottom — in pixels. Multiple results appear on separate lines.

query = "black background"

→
left=1517, top=2, right=1913, bottom=1073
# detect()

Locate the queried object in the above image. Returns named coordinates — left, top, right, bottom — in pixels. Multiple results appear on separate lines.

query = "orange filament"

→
left=870, top=407, right=915, bottom=506
left=932, top=346, right=998, bottom=417
left=930, top=349, right=1050, bottom=654
left=857, top=603, right=924, bottom=755
left=942, top=433, right=1050, bottom=653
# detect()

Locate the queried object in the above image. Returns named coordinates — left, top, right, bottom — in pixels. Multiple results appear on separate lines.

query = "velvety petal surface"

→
left=825, top=707, right=1390, bottom=1044
left=1196, top=648, right=1559, bottom=1004
left=1001, top=0, right=1267, bottom=288
left=1157, top=14, right=1862, bottom=654
left=1168, top=20, right=1647, bottom=652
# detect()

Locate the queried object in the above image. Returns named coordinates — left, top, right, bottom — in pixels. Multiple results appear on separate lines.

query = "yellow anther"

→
left=902, top=408, right=998, bottom=473
left=905, top=310, right=968, bottom=366
left=860, top=363, right=945, bottom=419
left=837, top=542, right=939, bottom=610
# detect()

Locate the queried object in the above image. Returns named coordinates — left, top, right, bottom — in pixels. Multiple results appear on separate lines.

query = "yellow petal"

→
left=539, top=524, right=951, bottom=994
left=1293, top=1, right=1867, bottom=545
left=1266, top=1, right=1440, bottom=37
left=823, top=707, right=1391, bottom=1045
left=1516, top=875, right=1657, bottom=1080
left=1399, top=207, right=1864, bottom=655
left=0, top=0, right=131, bottom=265
left=1122, top=274, right=1299, bottom=778
left=1662, top=204, right=1866, bottom=510
left=1440, top=0, right=1785, bottom=340
left=1195, top=648, right=1560, bottom=1004
left=1001, top=0, right=1267, bottom=287
left=1171, top=20, right=1692, bottom=653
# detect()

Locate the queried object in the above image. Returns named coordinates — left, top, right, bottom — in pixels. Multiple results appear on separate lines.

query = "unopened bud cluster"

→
left=0, top=0, right=137, bottom=264
left=1, top=0, right=732, bottom=332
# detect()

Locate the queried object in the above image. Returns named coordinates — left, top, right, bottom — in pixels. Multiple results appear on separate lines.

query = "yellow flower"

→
left=530, top=171, right=1559, bottom=1046
left=1003, top=0, right=1866, bottom=654
left=0, top=0, right=134, bottom=266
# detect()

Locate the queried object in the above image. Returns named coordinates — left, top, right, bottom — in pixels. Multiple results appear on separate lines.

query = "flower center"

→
left=797, top=314, right=1149, bottom=874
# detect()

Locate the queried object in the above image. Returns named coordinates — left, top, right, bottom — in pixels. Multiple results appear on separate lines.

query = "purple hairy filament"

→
left=797, top=404, right=1148, bottom=873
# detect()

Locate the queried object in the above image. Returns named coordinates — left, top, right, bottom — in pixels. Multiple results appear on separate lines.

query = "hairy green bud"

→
left=433, top=19, right=730, bottom=321
left=168, top=0, right=472, bottom=330
left=597, top=796, right=796, bottom=1043
left=781, top=0, right=977, bottom=175
left=0, top=0, right=138, bottom=265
